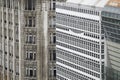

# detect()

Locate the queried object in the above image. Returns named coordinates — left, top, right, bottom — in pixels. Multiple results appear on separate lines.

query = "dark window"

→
left=53, top=70, right=56, bottom=77
left=33, top=17, right=35, bottom=27
left=53, top=50, right=56, bottom=60
left=4, top=20, right=6, bottom=23
left=101, top=55, right=104, bottom=59
left=29, top=17, right=32, bottom=27
left=29, top=36, right=33, bottom=43
left=30, top=70, right=33, bottom=76
left=33, top=36, right=36, bottom=44
left=50, top=3, right=51, bottom=10
left=7, top=0, right=10, bottom=8
left=34, top=54, right=36, bottom=60
left=4, top=0, right=6, bottom=7
left=26, top=53, right=29, bottom=59
left=53, top=3, right=56, bottom=10
left=53, top=33, right=56, bottom=44
left=25, top=17, right=35, bottom=27
left=25, top=0, right=36, bottom=10
left=30, top=53, right=33, bottom=59
left=25, top=18, right=27, bottom=26
left=53, top=36, right=56, bottom=43
left=26, top=35, right=36, bottom=44
left=28, top=0, right=32, bottom=10
left=33, top=0, right=35, bottom=10
left=49, top=50, right=52, bottom=61
left=25, top=0, right=27, bottom=10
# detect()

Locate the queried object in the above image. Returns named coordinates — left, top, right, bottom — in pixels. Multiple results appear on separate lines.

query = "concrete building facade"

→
left=102, top=0, right=120, bottom=79
left=56, top=0, right=109, bottom=80
left=0, top=0, right=59, bottom=80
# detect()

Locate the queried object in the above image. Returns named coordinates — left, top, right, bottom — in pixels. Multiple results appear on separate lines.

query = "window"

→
left=25, top=17, right=35, bottom=27
left=26, top=68, right=36, bottom=77
left=26, top=68, right=29, bottom=76
left=26, top=35, right=36, bottom=44
left=25, top=0, right=36, bottom=10
left=4, top=0, right=6, bottom=7
left=33, top=17, right=35, bottom=27
left=49, top=50, right=52, bottom=61
left=34, top=69, right=36, bottom=77
left=29, top=17, right=32, bottom=26
left=53, top=33, right=56, bottom=44
left=26, top=51, right=36, bottom=60
left=14, top=0, right=18, bottom=9
left=53, top=70, right=56, bottom=77
left=28, top=0, right=32, bottom=10
left=34, top=54, right=36, bottom=60
left=7, top=0, right=10, bottom=8
left=53, top=36, right=56, bottom=43
left=29, top=36, right=33, bottom=43
left=53, top=3, right=56, bottom=10
left=53, top=50, right=56, bottom=61
left=101, top=55, right=104, bottom=59
left=30, top=69, right=33, bottom=76
left=30, top=53, right=33, bottom=59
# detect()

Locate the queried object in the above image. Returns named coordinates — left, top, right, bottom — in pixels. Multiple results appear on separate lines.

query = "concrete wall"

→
left=107, top=41, right=120, bottom=71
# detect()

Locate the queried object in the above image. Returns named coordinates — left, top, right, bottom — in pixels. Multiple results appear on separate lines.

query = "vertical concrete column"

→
left=12, top=4, right=15, bottom=80
left=1, top=6, right=5, bottom=80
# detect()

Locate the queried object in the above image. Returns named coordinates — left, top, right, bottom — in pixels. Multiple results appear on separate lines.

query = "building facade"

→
left=102, top=0, right=120, bottom=80
left=0, top=0, right=58, bottom=80
left=56, top=0, right=108, bottom=80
